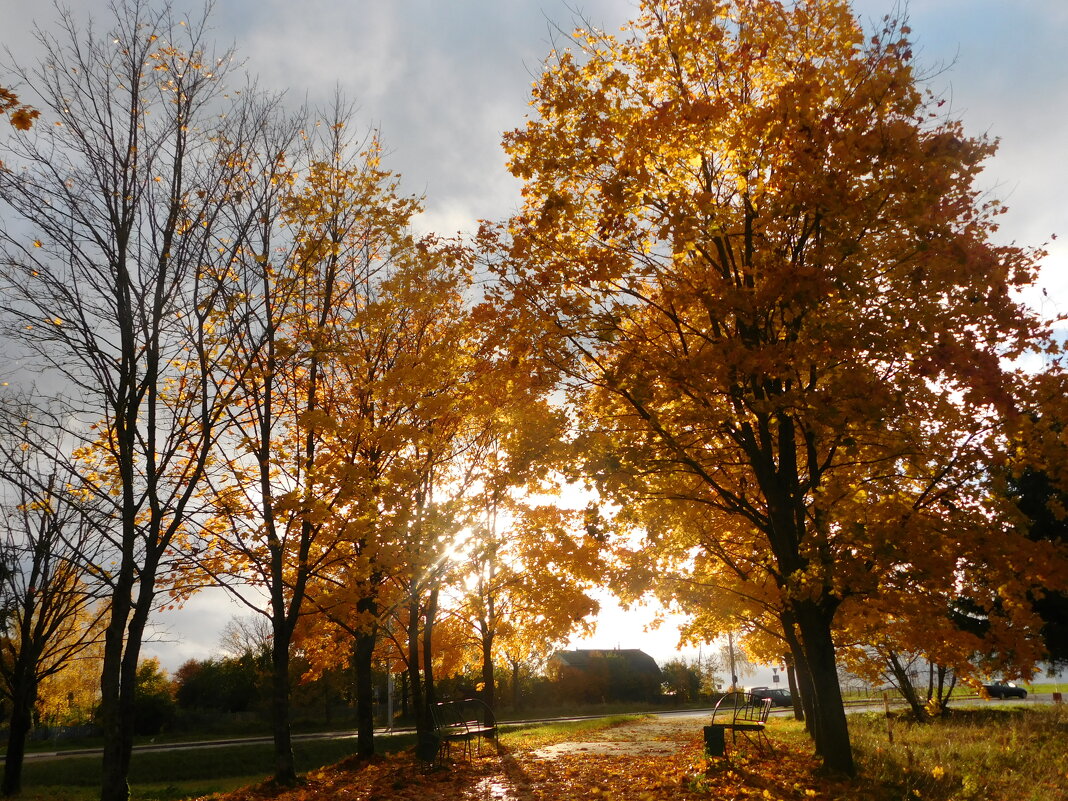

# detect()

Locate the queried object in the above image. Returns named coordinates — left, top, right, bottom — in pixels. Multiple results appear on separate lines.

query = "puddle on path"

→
left=470, top=775, right=520, bottom=800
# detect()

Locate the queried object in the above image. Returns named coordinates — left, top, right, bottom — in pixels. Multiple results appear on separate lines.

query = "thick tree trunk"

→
left=98, top=663, right=127, bottom=801
left=794, top=600, right=855, bottom=776
left=353, top=601, right=377, bottom=757
left=2, top=676, right=36, bottom=796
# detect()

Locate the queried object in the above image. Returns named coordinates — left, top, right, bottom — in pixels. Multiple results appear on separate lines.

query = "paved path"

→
left=531, top=711, right=703, bottom=759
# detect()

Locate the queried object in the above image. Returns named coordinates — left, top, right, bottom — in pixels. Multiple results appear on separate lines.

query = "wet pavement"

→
left=530, top=714, right=699, bottom=759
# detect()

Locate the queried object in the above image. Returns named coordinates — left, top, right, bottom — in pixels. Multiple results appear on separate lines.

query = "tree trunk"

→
left=794, top=600, right=855, bottom=776
left=353, top=601, right=377, bottom=757
left=98, top=654, right=127, bottom=801
left=2, top=676, right=36, bottom=796
left=270, top=622, right=297, bottom=785
left=931, top=664, right=955, bottom=712
left=422, top=589, right=438, bottom=709
left=784, top=653, right=804, bottom=723
left=780, top=612, right=815, bottom=736
left=99, top=566, right=145, bottom=801
left=407, top=596, right=427, bottom=735
left=887, top=650, right=925, bottom=721
left=510, top=659, right=521, bottom=711
left=480, top=630, right=495, bottom=711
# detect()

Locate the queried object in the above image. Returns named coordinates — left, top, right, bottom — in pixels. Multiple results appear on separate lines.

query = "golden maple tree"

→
left=200, top=105, right=495, bottom=768
left=494, top=0, right=1064, bottom=775
left=294, top=235, right=486, bottom=751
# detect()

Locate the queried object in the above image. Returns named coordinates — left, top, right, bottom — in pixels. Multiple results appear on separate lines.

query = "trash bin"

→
left=704, top=724, right=726, bottom=756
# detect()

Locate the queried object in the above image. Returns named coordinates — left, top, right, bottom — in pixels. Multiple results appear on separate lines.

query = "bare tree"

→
left=0, top=403, right=106, bottom=796
left=0, top=3, right=289, bottom=798
left=218, top=615, right=273, bottom=663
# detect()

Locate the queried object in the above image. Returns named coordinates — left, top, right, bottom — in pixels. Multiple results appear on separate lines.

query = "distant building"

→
left=548, top=648, right=663, bottom=703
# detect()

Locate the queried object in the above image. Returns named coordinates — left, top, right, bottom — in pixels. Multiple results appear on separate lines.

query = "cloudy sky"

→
left=2, top=0, right=1067, bottom=672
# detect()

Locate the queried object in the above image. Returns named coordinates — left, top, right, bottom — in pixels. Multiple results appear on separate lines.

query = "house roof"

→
left=551, top=648, right=662, bottom=676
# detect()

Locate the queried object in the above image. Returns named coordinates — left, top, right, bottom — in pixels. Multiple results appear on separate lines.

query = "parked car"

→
left=749, top=686, right=793, bottom=707
left=982, top=681, right=1028, bottom=699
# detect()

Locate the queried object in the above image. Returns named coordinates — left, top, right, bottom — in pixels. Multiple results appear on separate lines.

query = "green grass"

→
left=1025, top=682, right=1068, bottom=693
left=498, top=714, right=643, bottom=750
left=773, top=704, right=1068, bottom=801
left=16, top=731, right=418, bottom=801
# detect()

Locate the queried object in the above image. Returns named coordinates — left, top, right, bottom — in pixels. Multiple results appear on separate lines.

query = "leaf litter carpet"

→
left=203, top=715, right=844, bottom=801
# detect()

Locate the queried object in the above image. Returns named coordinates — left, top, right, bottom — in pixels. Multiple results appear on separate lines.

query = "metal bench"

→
left=704, top=691, right=774, bottom=757
left=429, top=698, right=498, bottom=764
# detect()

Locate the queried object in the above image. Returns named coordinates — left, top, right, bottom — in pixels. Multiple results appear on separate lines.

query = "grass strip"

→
left=18, top=732, right=418, bottom=801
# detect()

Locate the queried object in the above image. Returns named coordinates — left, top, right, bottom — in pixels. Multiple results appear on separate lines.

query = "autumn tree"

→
left=0, top=4, right=291, bottom=798
left=454, top=496, right=600, bottom=712
left=0, top=405, right=105, bottom=795
left=199, top=107, right=478, bottom=772
left=495, top=0, right=1062, bottom=775
left=383, top=351, right=493, bottom=744
left=35, top=643, right=104, bottom=726
left=275, top=179, right=529, bottom=755
left=661, top=657, right=704, bottom=702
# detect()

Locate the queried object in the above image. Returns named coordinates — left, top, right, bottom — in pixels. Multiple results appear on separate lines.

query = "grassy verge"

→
left=771, top=704, right=1068, bottom=800
left=17, top=732, right=418, bottom=801
left=498, top=714, right=644, bottom=751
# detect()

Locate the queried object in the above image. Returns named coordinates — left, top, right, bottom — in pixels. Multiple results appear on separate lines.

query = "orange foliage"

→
left=492, top=0, right=1066, bottom=772
left=0, top=87, right=37, bottom=131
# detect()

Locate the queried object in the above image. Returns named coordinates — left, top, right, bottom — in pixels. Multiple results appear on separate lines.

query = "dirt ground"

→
left=528, top=714, right=700, bottom=759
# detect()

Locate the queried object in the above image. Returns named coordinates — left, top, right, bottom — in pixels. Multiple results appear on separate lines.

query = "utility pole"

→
left=727, top=631, right=738, bottom=691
